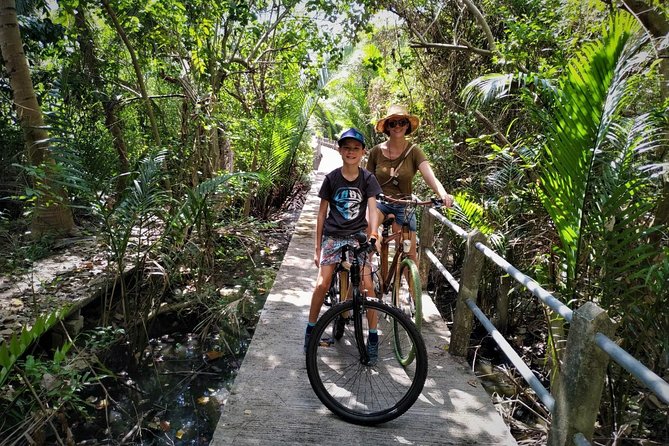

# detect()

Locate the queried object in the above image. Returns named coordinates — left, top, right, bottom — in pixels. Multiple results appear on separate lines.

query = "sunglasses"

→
left=386, top=119, right=409, bottom=129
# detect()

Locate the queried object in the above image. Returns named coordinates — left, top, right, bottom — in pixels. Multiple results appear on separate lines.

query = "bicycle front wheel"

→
left=392, top=259, right=422, bottom=365
left=305, top=299, right=427, bottom=425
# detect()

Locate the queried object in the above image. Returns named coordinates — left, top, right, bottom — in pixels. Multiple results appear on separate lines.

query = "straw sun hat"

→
left=375, top=104, right=420, bottom=134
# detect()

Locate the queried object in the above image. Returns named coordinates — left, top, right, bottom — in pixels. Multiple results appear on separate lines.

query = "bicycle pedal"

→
left=319, top=337, right=335, bottom=347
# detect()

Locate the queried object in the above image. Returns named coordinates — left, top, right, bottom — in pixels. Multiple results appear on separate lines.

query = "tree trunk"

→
left=101, top=0, right=161, bottom=147
left=0, top=0, right=75, bottom=236
left=74, top=8, right=130, bottom=193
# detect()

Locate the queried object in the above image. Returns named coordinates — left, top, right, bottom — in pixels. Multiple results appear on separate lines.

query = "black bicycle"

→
left=305, top=233, right=428, bottom=425
left=323, top=245, right=350, bottom=342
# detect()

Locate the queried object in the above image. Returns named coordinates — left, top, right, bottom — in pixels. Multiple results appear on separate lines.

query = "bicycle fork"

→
left=350, top=257, right=371, bottom=365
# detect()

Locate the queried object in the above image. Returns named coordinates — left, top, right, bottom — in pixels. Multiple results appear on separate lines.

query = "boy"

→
left=305, top=128, right=381, bottom=361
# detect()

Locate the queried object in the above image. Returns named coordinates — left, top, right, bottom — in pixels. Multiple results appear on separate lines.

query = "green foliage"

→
left=536, top=12, right=645, bottom=293
left=166, top=171, right=257, bottom=280
left=460, top=10, right=667, bottom=438
left=485, top=0, right=566, bottom=70
left=312, top=103, right=339, bottom=140
left=99, top=153, right=170, bottom=268
left=231, top=72, right=326, bottom=216
left=447, top=191, right=506, bottom=253
left=462, top=12, right=659, bottom=299
left=330, top=76, right=376, bottom=144
left=0, top=308, right=68, bottom=388
left=0, top=324, right=121, bottom=444
left=449, top=191, right=494, bottom=236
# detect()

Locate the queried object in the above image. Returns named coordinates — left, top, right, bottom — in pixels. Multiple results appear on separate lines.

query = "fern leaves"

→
left=0, top=308, right=68, bottom=387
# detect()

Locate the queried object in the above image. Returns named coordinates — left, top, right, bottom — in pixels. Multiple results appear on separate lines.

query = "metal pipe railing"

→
left=465, top=298, right=556, bottom=411
left=595, top=332, right=669, bottom=405
left=420, top=202, right=669, bottom=442
left=424, top=248, right=460, bottom=292
left=473, top=241, right=573, bottom=323
left=429, top=208, right=468, bottom=239
left=429, top=207, right=573, bottom=321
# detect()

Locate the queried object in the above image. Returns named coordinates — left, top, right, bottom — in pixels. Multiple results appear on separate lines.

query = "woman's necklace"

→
left=383, top=140, right=407, bottom=161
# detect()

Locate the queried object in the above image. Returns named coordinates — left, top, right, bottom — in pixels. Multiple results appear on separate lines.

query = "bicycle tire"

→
left=392, top=259, right=422, bottom=366
left=305, top=299, right=427, bottom=425
left=330, top=270, right=349, bottom=340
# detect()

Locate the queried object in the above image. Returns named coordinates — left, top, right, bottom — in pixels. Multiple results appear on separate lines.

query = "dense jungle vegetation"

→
left=0, top=0, right=667, bottom=444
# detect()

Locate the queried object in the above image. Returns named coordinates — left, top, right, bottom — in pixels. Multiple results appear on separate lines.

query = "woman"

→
left=366, top=104, right=453, bottom=262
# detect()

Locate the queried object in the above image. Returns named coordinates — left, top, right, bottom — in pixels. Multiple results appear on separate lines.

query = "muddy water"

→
left=74, top=331, right=249, bottom=445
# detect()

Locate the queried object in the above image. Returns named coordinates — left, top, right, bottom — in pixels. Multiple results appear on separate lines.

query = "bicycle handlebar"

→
left=377, top=194, right=443, bottom=209
left=338, top=234, right=376, bottom=264
left=349, top=232, right=376, bottom=257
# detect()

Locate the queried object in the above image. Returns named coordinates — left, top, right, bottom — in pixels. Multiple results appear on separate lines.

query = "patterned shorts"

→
left=320, top=232, right=369, bottom=266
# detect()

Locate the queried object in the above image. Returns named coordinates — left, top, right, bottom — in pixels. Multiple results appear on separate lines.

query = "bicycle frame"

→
left=374, top=195, right=441, bottom=299
left=377, top=218, right=412, bottom=298
left=328, top=234, right=375, bottom=363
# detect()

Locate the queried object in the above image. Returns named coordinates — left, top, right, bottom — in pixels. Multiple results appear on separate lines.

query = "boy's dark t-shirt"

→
left=319, top=167, right=382, bottom=237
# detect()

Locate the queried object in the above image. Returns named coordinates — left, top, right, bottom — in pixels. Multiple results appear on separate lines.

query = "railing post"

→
left=418, top=208, right=435, bottom=290
left=548, top=302, right=616, bottom=446
left=450, top=230, right=487, bottom=356
left=494, top=274, right=512, bottom=334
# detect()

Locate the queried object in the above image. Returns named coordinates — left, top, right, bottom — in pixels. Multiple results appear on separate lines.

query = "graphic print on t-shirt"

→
left=334, top=187, right=363, bottom=220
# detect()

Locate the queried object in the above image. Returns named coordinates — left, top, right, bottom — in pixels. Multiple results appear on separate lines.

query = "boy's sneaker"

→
left=367, top=339, right=379, bottom=365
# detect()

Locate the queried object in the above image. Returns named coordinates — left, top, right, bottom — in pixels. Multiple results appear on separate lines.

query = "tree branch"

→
left=409, top=40, right=493, bottom=56
left=248, top=4, right=292, bottom=62
left=101, top=0, right=161, bottom=146
left=458, top=0, right=498, bottom=54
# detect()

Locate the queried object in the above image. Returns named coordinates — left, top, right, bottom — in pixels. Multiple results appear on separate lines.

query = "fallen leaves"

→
left=205, top=351, right=224, bottom=361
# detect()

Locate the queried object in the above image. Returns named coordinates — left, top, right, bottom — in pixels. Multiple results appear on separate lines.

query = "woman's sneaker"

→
left=334, top=316, right=346, bottom=340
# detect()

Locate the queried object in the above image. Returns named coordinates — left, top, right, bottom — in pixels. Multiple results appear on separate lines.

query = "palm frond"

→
left=536, top=12, right=644, bottom=290
left=449, top=191, right=494, bottom=236
left=461, top=72, right=557, bottom=108
left=484, top=147, right=526, bottom=191
left=449, top=192, right=507, bottom=253
left=312, top=103, right=339, bottom=139
left=587, top=113, right=664, bottom=309
left=332, top=77, right=375, bottom=143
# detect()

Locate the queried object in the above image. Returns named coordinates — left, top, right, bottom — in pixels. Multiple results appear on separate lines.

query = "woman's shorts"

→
left=320, top=232, right=369, bottom=266
left=376, top=201, right=417, bottom=232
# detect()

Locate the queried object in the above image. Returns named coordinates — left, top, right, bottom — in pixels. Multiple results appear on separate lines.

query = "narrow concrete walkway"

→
left=211, top=147, right=517, bottom=445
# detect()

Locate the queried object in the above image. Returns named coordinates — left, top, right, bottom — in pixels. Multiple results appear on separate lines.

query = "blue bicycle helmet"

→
left=337, top=128, right=366, bottom=149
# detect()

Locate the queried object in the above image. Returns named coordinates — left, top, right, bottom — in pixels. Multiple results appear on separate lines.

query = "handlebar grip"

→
left=353, top=232, right=367, bottom=244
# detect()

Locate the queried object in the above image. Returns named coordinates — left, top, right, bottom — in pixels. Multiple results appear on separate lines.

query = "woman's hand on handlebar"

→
left=440, top=193, right=454, bottom=208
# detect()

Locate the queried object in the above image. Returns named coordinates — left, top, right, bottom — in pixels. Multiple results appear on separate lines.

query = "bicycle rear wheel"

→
left=392, top=259, right=422, bottom=365
left=305, top=299, right=427, bottom=425
left=330, top=270, right=349, bottom=340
